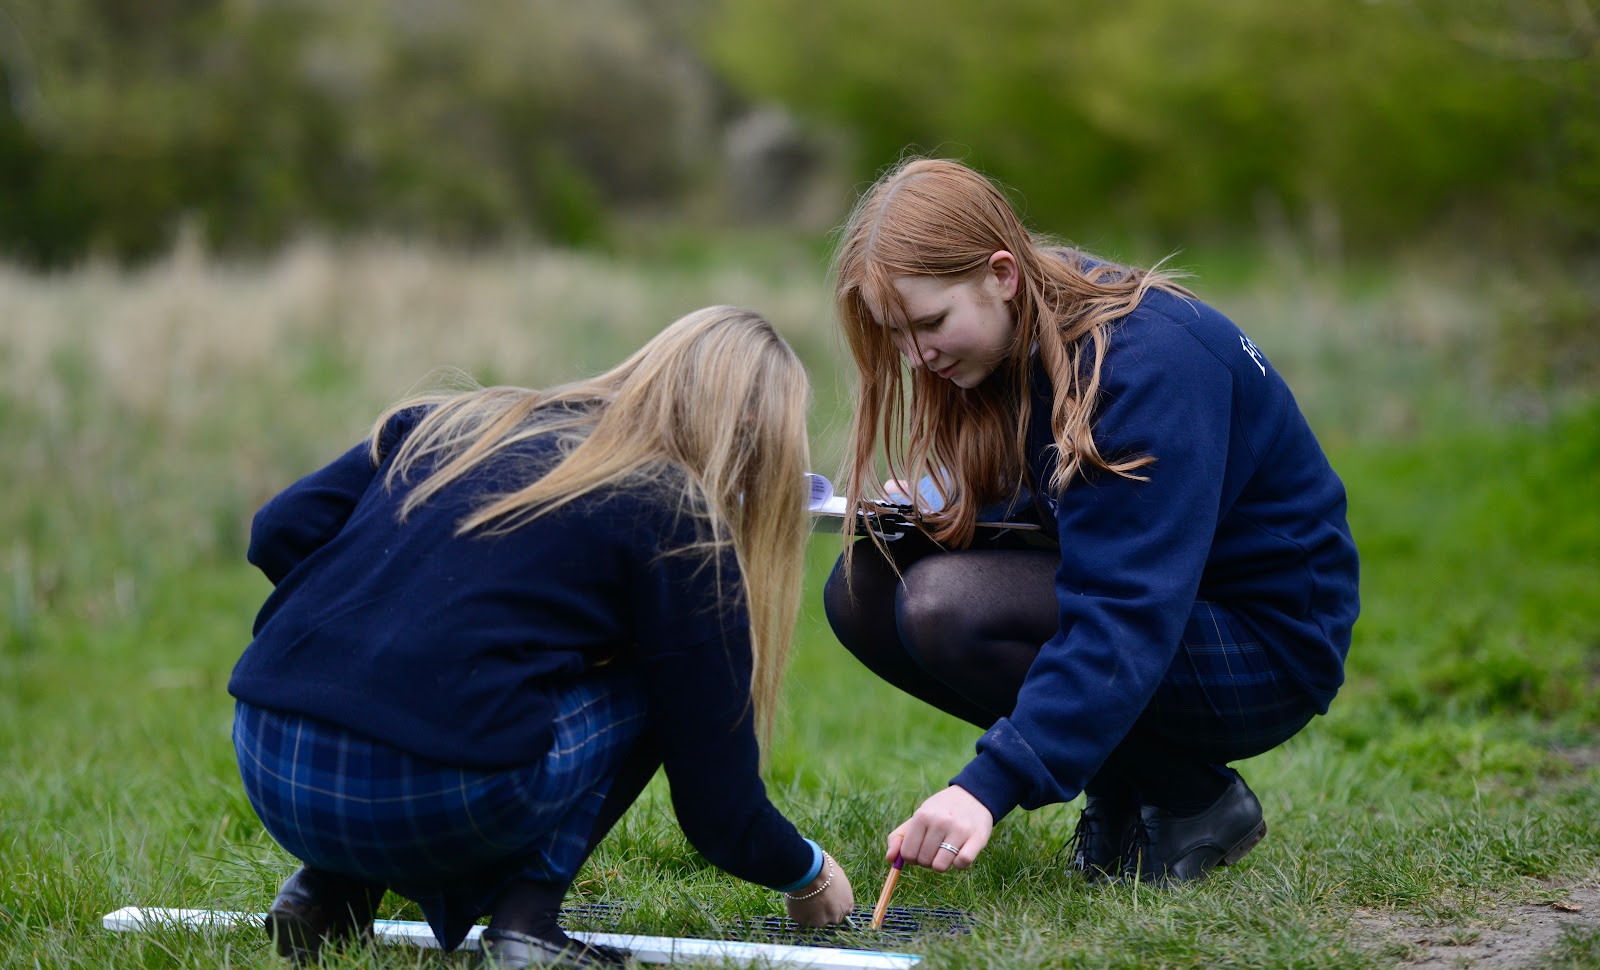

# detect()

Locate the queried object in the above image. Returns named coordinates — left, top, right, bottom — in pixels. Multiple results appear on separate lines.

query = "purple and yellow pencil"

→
left=869, top=854, right=903, bottom=929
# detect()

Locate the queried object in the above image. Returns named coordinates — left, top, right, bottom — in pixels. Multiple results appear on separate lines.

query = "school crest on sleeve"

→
left=1239, top=334, right=1267, bottom=376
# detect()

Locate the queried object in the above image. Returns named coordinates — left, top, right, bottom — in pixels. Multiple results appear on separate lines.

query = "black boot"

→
left=480, top=928, right=630, bottom=968
left=1129, top=773, right=1266, bottom=885
left=1066, top=791, right=1140, bottom=883
left=481, top=880, right=629, bottom=968
left=264, top=866, right=385, bottom=965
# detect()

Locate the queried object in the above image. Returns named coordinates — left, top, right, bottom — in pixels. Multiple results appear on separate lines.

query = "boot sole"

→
left=1219, top=819, right=1267, bottom=867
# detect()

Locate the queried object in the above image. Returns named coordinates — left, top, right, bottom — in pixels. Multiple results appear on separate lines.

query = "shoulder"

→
left=1094, top=290, right=1224, bottom=381
left=1102, top=287, right=1264, bottom=385
left=1118, top=287, right=1230, bottom=345
left=373, top=404, right=433, bottom=459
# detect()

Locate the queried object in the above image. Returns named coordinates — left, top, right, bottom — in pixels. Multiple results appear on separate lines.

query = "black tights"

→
left=823, top=534, right=1231, bottom=812
left=823, top=531, right=1055, bottom=729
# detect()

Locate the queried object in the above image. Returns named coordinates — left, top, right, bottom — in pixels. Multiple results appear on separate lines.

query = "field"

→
left=2, top=238, right=1597, bottom=969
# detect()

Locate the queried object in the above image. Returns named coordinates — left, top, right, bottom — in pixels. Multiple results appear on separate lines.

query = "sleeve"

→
left=629, top=510, right=816, bottom=891
left=951, top=324, right=1234, bottom=821
left=246, top=409, right=420, bottom=585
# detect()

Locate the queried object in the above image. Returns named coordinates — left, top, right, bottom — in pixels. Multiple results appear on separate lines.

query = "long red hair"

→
left=831, top=157, right=1191, bottom=546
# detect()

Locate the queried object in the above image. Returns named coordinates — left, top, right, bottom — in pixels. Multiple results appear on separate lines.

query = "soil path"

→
left=1353, top=883, right=1599, bottom=968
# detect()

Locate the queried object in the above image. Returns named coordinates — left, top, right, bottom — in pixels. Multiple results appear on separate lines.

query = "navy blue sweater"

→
left=229, top=409, right=814, bottom=890
left=950, top=286, right=1360, bottom=822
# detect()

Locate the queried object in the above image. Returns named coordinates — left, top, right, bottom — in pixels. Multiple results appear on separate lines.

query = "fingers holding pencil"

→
left=887, top=785, right=994, bottom=873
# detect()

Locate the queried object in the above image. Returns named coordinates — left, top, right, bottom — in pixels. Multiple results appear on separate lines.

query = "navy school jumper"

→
left=228, top=409, right=815, bottom=890
left=950, top=284, right=1361, bottom=823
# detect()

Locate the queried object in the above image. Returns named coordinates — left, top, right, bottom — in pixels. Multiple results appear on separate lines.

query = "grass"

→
left=1, top=239, right=1597, bottom=968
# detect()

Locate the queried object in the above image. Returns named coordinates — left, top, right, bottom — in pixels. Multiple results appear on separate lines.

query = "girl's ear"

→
left=988, top=251, right=1020, bottom=300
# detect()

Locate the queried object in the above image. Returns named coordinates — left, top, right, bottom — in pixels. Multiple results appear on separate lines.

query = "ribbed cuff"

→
left=770, top=838, right=824, bottom=893
left=950, top=754, right=1024, bottom=825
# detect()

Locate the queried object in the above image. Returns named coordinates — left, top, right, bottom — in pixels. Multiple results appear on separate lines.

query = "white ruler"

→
left=102, top=906, right=924, bottom=968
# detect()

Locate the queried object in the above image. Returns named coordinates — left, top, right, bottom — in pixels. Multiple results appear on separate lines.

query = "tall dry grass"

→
left=0, top=236, right=1534, bottom=452
left=0, top=236, right=840, bottom=440
left=0, top=235, right=1549, bottom=601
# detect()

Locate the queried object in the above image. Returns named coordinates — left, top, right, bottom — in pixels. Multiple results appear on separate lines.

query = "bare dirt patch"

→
left=1352, top=883, right=1600, bottom=968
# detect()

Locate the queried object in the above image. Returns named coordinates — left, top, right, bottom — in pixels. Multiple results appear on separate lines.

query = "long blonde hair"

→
left=832, top=157, right=1192, bottom=547
left=367, top=305, right=812, bottom=747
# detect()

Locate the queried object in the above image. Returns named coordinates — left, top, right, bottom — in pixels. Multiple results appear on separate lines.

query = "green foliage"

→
left=0, top=0, right=715, bottom=264
left=5, top=0, right=1597, bottom=265
left=706, top=0, right=1599, bottom=251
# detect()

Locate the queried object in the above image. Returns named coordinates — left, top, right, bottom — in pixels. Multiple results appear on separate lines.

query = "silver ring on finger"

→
left=938, top=841, right=961, bottom=854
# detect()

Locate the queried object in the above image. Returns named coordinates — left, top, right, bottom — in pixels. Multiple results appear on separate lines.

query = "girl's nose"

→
left=893, top=334, right=921, bottom=366
left=900, top=342, right=936, bottom=369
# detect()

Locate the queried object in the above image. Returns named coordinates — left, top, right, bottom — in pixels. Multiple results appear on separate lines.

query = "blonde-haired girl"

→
left=825, top=158, right=1359, bottom=886
left=230, top=306, right=854, bottom=968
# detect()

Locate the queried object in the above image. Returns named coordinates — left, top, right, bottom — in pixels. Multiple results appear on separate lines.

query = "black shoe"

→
left=264, top=866, right=384, bottom=965
left=1067, top=792, right=1140, bottom=883
left=479, top=927, right=630, bottom=968
left=1129, top=774, right=1267, bottom=885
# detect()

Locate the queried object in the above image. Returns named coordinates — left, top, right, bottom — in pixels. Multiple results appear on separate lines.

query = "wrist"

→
left=782, top=853, right=835, bottom=902
left=950, top=755, right=1020, bottom=824
left=772, top=838, right=824, bottom=894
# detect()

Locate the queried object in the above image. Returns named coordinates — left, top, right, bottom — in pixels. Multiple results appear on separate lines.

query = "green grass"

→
left=2, top=244, right=1597, bottom=968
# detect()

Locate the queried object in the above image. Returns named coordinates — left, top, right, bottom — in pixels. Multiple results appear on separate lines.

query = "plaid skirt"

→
left=233, top=670, right=646, bottom=951
left=862, top=532, right=1319, bottom=760
left=1133, top=600, right=1317, bottom=763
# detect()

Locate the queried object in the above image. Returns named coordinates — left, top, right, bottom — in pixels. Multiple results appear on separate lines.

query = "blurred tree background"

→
left=0, top=0, right=1595, bottom=267
left=713, top=0, right=1600, bottom=254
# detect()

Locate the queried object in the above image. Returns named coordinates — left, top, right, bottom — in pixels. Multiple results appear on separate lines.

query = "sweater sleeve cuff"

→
left=950, top=755, right=1026, bottom=825
left=770, top=838, right=824, bottom=894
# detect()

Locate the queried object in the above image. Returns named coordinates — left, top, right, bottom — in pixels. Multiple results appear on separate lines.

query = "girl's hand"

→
left=783, top=852, right=856, bottom=926
left=887, top=786, right=993, bottom=873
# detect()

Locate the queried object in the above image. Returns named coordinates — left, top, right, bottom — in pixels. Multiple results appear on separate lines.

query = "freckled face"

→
left=880, top=256, right=1019, bottom=389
